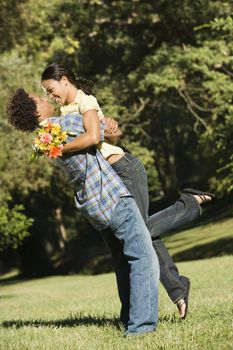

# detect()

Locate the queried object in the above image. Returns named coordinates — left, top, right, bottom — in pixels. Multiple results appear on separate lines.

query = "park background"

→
left=0, top=1, right=232, bottom=349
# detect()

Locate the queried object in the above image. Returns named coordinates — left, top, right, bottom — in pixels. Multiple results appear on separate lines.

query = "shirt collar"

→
left=60, top=90, right=84, bottom=115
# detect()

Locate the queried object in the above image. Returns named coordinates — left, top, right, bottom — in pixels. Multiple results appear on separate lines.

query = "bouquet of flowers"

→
left=31, top=121, right=68, bottom=160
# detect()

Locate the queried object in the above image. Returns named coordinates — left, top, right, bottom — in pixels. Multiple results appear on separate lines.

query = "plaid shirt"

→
left=49, top=113, right=130, bottom=230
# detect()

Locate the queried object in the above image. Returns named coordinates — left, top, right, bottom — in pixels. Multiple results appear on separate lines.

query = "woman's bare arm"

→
left=62, top=112, right=123, bottom=154
left=62, top=110, right=100, bottom=154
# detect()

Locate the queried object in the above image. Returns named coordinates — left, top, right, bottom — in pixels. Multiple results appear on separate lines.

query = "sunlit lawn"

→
left=164, top=214, right=233, bottom=260
left=0, top=216, right=233, bottom=350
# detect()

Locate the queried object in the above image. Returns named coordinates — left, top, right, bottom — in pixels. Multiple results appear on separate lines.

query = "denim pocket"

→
left=112, top=156, right=131, bottom=173
left=134, top=164, right=148, bottom=187
left=112, top=157, right=133, bottom=185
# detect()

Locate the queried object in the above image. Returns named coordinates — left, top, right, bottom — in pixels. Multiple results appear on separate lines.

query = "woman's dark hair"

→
left=6, top=88, right=39, bottom=132
left=41, top=63, right=94, bottom=95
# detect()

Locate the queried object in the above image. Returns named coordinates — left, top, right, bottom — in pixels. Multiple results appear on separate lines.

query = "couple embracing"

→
left=6, top=63, right=214, bottom=336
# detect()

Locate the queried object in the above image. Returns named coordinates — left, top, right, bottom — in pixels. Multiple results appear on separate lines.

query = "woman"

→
left=41, top=63, right=214, bottom=321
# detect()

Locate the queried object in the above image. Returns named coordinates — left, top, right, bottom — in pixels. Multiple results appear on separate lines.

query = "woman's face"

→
left=42, top=76, right=69, bottom=105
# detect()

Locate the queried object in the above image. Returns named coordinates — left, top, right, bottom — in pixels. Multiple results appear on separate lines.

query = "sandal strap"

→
left=177, top=298, right=185, bottom=310
left=182, top=188, right=215, bottom=199
left=199, top=194, right=207, bottom=203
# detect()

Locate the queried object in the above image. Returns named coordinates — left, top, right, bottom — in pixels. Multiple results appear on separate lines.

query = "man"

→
left=7, top=89, right=160, bottom=336
left=7, top=89, right=214, bottom=328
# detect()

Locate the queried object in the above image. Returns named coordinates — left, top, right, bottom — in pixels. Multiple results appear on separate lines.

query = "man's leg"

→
left=108, top=154, right=149, bottom=326
left=109, top=196, right=160, bottom=335
left=104, top=232, right=130, bottom=326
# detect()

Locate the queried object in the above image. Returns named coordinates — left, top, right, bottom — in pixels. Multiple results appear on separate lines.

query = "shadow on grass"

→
left=173, top=237, right=233, bottom=262
left=1, top=313, right=180, bottom=330
left=0, top=294, right=15, bottom=299
left=0, top=313, right=121, bottom=330
left=0, top=275, right=26, bottom=286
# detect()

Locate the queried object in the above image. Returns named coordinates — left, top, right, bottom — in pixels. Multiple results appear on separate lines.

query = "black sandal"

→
left=182, top=188, right=215, bottom=202
left=177, top=280, right=191, bottom=320
left=177, top=298, right=186, bottom=318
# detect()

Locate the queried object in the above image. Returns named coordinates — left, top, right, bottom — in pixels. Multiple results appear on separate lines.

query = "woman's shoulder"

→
left=77, top=91, right=98, bottom=104
left=78, top=91, right=100, bottom=113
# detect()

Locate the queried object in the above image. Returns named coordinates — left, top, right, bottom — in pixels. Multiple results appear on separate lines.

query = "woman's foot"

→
left=193, top=194, right=213, bottom=205
left=176, top=279, right=191, bottom=320
left=182, top=188, right=215, bottom=205
left=177, top=298, right=187, bottom=319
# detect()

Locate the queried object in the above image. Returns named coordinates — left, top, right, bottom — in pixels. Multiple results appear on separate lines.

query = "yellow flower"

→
left=60, top=131, right=68, bottom=142
left=51, top=124, right=62, bottom=136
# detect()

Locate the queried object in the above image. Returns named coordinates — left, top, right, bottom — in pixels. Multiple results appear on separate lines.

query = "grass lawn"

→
left=164, top=214, right=233, bottom=261
left=0, top=217, right=233, bottom=349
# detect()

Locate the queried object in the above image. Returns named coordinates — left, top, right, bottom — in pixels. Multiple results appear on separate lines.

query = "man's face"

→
left=30, top=95, right=55, bottom=122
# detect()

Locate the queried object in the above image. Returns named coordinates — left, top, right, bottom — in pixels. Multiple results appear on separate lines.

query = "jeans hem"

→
left=173, top=291, right=186, bottom=304
left=124, top=327, right=155, bottom=337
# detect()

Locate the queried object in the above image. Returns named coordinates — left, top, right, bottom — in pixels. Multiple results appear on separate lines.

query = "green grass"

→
left=164, top=215, right=233, bottom=261
left=0, top=217, right=233, bottom=350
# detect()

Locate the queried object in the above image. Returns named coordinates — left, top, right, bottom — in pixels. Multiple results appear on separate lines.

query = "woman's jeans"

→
left=107, top=197, right=160, bottom=335
left=108, top=153, right=201, bottom=323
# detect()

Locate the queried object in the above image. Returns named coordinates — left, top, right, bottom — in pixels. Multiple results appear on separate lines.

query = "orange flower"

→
left=48, top=145, right=63, bottom=159
left=44, top=122, right=53, bottom=133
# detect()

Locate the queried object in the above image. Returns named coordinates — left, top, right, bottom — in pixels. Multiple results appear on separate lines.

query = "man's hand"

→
left=102, top=117, right=119, bottom=136
left=101, top=116, right=122, bottom=143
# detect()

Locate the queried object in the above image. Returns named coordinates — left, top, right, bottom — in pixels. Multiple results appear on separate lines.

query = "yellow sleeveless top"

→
left=60, top=90, right=124, bottom=159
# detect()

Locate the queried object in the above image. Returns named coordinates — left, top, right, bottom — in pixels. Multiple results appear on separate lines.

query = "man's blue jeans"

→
left=107, top=196, right=160, bottom=335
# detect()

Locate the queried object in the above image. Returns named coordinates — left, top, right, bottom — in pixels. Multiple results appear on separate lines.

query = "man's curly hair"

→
left=6, top=88, right=39, bottom=132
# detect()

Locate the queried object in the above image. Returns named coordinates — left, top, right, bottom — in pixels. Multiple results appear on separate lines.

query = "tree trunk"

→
left=54, top=207, right=67, bottom=250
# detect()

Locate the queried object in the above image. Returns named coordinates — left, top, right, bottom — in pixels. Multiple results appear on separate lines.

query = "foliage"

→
left=0, top=193, right=33, bottom=251
left=0, top=0, right=232, bottom=267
